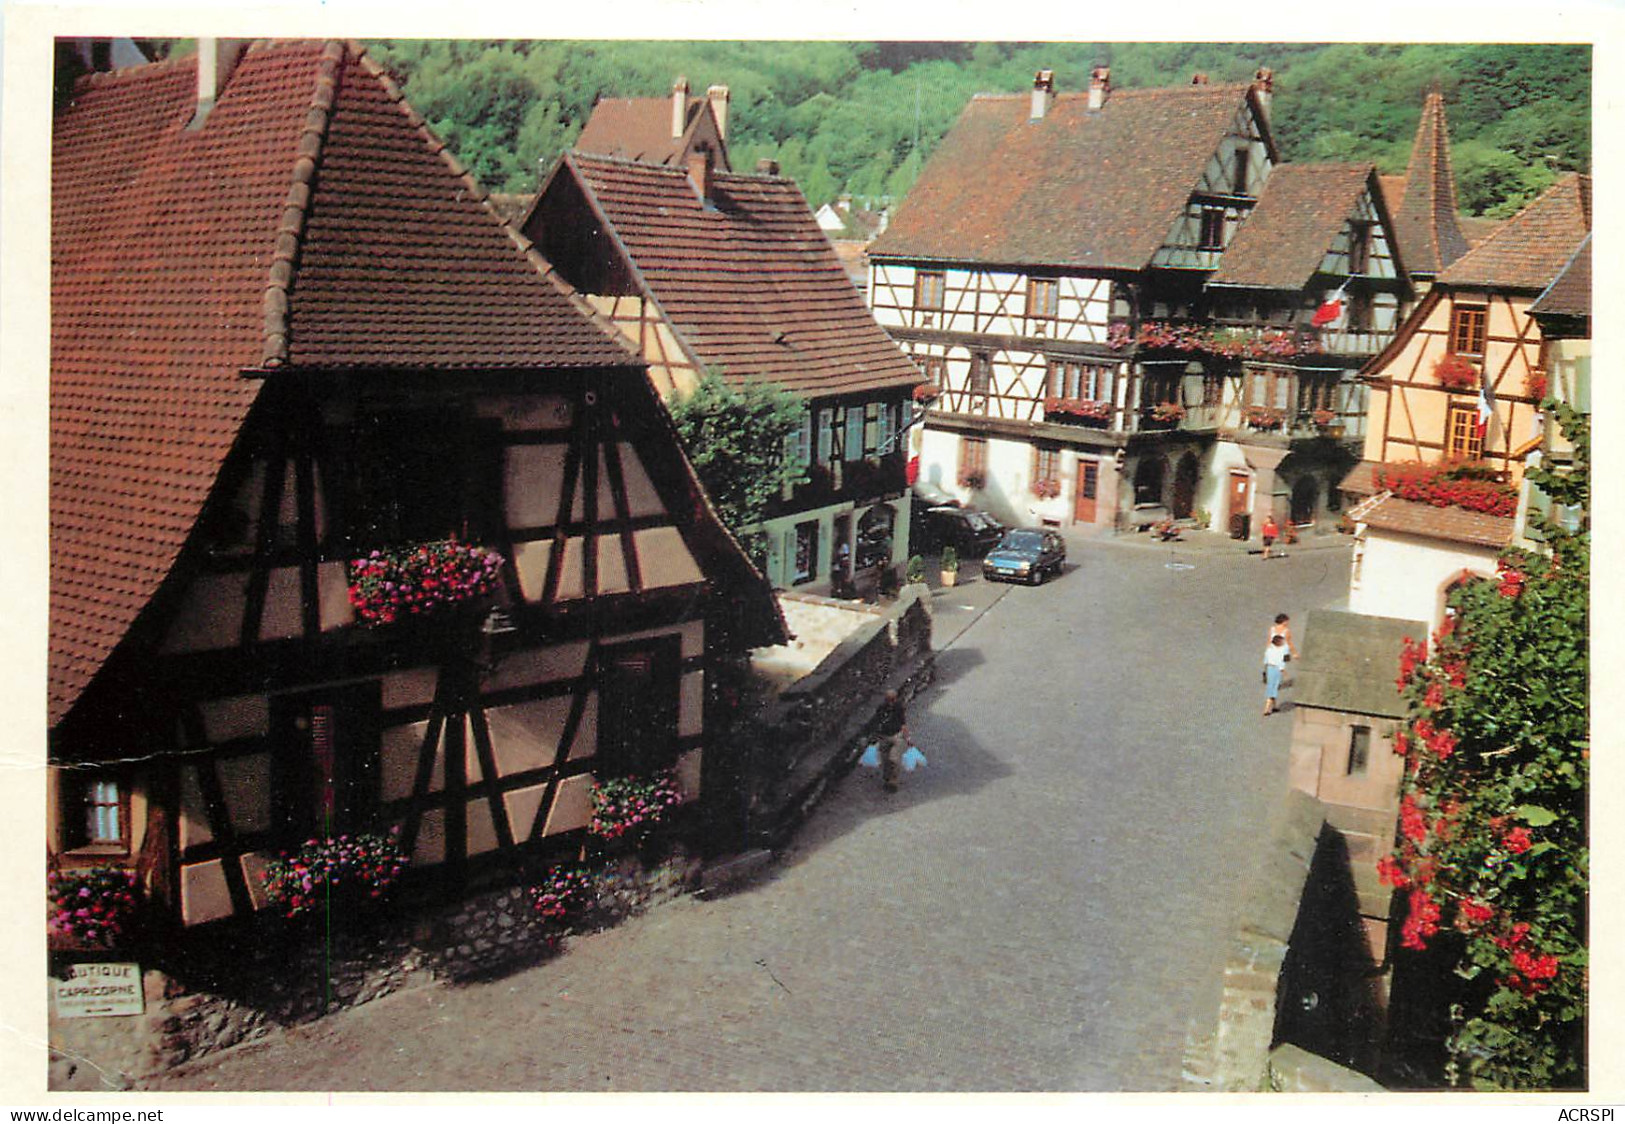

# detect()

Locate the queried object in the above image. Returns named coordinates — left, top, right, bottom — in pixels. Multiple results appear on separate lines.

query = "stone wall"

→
left=739, top=585, right=934, bottom=848
left=48, top=845, right=701, bottom=1090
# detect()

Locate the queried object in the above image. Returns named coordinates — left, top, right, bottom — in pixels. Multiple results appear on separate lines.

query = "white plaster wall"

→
left=1348, top=530, right=1497, bottom=631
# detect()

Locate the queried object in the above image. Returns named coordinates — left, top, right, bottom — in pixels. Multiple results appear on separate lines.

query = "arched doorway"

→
left=1133, top=455, right=1166, bottom=507
left=1291, top=475, right=1320, bottom=526
left=1172, top=452, right=1199, bottom=519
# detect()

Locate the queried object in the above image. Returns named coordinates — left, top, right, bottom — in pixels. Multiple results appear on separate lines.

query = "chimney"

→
left=1251, top=67, right=1274, bottom=121
left=671, top=75, right=690, bottom=140
left=189, top=38, right=246, bottom=131
left=1087, top=66, right=1111, bottom=111
left=1191, top=72, right=1209, bottom=85
left=756, top=157, right=780, bottom=176
left=707, top=84, right=731, bottom=142
left=688, top=142, right=714, bottom=203
left=1030, top=69, right=1055, bottom=121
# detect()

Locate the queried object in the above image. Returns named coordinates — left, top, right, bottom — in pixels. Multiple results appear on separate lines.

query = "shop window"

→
left=596, top=639, right=680, bottom=777
left=271, top=684, right=381, bottom=844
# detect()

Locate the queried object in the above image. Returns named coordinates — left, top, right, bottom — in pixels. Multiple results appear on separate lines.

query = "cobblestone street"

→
left=150, top=532, right=1354, bottom=1093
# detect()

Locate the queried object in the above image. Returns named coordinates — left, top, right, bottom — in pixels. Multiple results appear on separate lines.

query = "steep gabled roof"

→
left=1437, top=173, right=1591, bottom=292
left=562, top=153, right=923, bottom=398
left=575, top=94, right=730, bottom=170
left=870, top=83, right=1267, bottom=271
left=1209, top=164, right=1380, bottom=289
left=1529, top=231, right=1591, bottom=320
left=1392, top=90, right=1471, bottom=277
left=50, top=40, right=637, bottom=725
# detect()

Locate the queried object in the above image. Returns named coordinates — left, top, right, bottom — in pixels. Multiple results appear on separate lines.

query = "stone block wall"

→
left=48, top=845, right=701, bottom=1090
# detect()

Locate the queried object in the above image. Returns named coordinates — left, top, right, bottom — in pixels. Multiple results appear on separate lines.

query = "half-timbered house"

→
left=867, top=68, right=1410, bottom=539
left=49, top=39, right=783, bottom=931
left=521, top=150, right=925, bottom=592
left=1341, top=173, right=1590, bottom=628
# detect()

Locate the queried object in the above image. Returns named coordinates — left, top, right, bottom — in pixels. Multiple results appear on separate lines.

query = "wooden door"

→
left=1075, top=459, right=1099, bottom=524
left=1228, top=472, right=1251, bottom=534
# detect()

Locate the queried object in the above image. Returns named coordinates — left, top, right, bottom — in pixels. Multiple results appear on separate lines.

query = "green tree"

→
left=665, top=375, right=806, bottom=544
left=1381, top=405, right=1589, bottom=1089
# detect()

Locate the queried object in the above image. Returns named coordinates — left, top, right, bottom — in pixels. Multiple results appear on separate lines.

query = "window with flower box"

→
left=1450, top=304, right=1487, bottom=357
left=271, top=684, right=381, bottom=845
left=1446, top=402, right=1485, bottom=461
left=596, top=638, right=681, bottom=777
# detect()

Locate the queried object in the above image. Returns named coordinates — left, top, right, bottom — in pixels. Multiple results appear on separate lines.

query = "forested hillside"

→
left=101, top=40, right=1588, bottom=218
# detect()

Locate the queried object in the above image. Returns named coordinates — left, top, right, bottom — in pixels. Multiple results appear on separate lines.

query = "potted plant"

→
left=939, top=545, right=960, bottom=588
left=527, top=865, right=595, bottom=926
left=904, top=555, right=926, bottom=585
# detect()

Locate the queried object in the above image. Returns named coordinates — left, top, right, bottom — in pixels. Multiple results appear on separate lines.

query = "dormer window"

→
left=1199, top=207, right=1225, bottom=251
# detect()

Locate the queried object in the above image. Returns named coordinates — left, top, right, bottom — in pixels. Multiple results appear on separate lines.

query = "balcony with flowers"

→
left=1042, top=396, right=1115, bottom=428
left=1107, top=319, right=1323, bottom=360
left=347, top=538, right=506, bottom=639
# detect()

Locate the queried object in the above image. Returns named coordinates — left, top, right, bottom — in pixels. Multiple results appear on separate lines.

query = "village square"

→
left=37, top=35, right=1590, bottom=1096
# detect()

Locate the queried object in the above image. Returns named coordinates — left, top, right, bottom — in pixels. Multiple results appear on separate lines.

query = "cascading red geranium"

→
left=1503, top=825, right=1534, bottom=855
left=347, top=539, right=504, bottom=625
left=1401, top=887, right=1443, bottom=950
left=1400, top=794, right=1429, bottom=844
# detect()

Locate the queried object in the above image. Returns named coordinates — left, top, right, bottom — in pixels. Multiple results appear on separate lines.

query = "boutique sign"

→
left=53, top=962, right=143, bottom=1018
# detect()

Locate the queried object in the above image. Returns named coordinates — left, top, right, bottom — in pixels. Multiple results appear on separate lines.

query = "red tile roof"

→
left=1392, top=90, right=1471, bottom=277
left=50, top=40, right=635, bottom=725
left=575, top=95, right=729, bottom=169
left=870, top=84, right=1265, bottom=271
left=563, top=153, right=923, bottom=399
left=1440, top=173, right=1592, bottom=293
left=1210, top=164, right=1378, bottom=289
left=1529, top=232, right=1591, bottom=319
left=1352, top=494, right=1513, bottom=550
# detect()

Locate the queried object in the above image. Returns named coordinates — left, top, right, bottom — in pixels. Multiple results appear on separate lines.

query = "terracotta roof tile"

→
left=1529, top=232, right=1591, bottom=319
left=1210, top=164, right=1376, bottom=289
left=1438, top=173, right=1590, bottom=292
left=568, top=154, right=922, bottom=399
left=50, top=40, right=634, bottom=725
left=1457, top=215, right=1503, bottom=248
left=1354, top=493, right=1513, bottom=549
left=870, top=84, right=1261, bottom=270
left=575, top=95, right=728, bottom=169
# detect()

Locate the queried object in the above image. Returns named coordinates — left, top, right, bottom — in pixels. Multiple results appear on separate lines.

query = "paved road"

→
left=151, top=532, right=1353, bottom=1092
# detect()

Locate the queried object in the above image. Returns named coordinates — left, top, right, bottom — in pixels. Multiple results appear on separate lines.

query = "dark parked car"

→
left=982, top=528, right=1067, bottom=585
left=912, top=503, right=1006, bottom=557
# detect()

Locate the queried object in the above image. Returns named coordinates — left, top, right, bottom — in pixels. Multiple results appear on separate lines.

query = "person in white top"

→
left=1263, top=633, right=1290, bottom=716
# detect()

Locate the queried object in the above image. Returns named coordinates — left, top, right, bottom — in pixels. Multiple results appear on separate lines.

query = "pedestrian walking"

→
left=875, top=688, right=910, bottom=793
left=1262, top=634, right=1290, bottom=716
left=1269, top=613, right=1298, bottom=660
left=1261, top=513, right=1280, bottom=559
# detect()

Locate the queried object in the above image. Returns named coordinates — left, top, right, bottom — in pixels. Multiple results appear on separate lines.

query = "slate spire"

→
left=1393, top=87, right=1471, bottom=279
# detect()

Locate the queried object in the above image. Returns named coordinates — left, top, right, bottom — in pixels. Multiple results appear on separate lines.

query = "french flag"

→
left=1476, top=374, right=1494, bottom=440
left=1312, top=279, right=1350, bottom=328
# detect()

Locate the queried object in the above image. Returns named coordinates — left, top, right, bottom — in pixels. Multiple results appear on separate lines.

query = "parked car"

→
left=912, top=503, right=1006, bottom=557
left=982, top=528, right=1067, bottom=585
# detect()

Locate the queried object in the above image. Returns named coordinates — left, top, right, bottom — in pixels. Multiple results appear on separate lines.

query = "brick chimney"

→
left=707, top=84, right=730, bottom=142
left=1030, top=69, right=1055, bottom=121
left=1087, top=66, right=1111, bottom=111
left=688, top=141, right=715, bottom=203
left=671, top=75, right=690, bottom=140
left=756, top=157, right=780, bottom=175
left=189, top=38, right=247, bottom=131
